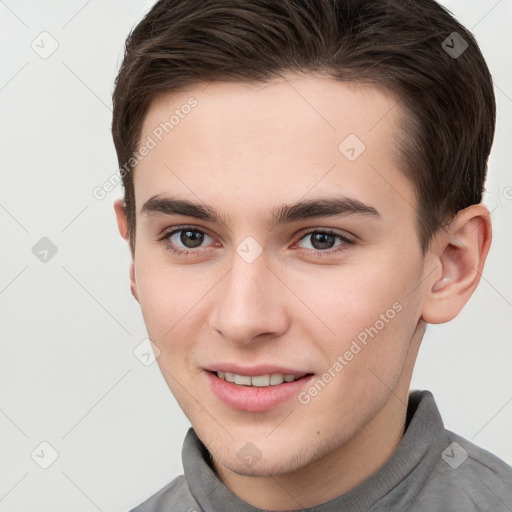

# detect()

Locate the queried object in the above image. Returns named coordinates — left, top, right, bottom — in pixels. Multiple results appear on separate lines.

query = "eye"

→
left=158, top=226, right=355, bottom=259
left=159, top=226, right=214, bottom=256
left=295, top=229, right=354, bottom=256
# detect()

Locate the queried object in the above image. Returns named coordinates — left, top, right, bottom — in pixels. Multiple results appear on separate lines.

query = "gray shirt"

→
left=130, top=390, right=512, bottom=511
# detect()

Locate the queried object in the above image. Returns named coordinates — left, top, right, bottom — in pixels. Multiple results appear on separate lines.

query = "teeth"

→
left=234, top=374, right=252, bottom=386
left=270, top=374, right=284, bottom=385
left=251, top=374, right=270, bottom=387
left=216, top=371, right=304, bottom=387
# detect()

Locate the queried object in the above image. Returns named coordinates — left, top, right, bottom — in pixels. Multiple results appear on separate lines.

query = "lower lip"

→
left=205, top=371, right=315, bottom=412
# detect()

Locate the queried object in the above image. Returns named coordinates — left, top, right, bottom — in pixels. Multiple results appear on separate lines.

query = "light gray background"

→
left=1, top=1, right=511, bottom=511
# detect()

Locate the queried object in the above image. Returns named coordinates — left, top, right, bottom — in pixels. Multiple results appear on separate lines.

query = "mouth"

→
left=205, top=370, right=316, bottom=412
left=210, top=370, right=314, bottom=387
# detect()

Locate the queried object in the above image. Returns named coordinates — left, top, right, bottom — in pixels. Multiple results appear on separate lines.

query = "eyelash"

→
left=158, top=226, right=355, bottom=259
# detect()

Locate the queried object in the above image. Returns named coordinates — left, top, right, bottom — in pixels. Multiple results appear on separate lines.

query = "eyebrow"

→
left=140, top=194, right=381, bottom=226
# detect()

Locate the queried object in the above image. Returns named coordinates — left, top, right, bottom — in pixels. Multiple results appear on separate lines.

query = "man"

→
left=111, top=0, right=512, bottom=509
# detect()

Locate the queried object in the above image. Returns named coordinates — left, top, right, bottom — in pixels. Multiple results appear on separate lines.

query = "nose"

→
left=208, top=249, right=290, bottom=346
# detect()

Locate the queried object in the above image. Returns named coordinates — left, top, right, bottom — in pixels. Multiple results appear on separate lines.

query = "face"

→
left=121, top=74, right=431, bottom=477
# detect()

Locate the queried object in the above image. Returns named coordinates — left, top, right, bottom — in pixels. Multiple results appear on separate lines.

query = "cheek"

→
left=288, top=251, right=422, bottom=400
left=291, top=257, right=416, bottom=342
left=295, top=265, right=419, bottom=420
left=134, top=256, right=206, bottom=406
left=133, top=249, right=205, bottom=350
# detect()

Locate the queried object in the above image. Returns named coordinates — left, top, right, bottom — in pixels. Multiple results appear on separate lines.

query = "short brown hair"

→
left=112, top=0, right=496, bottom=254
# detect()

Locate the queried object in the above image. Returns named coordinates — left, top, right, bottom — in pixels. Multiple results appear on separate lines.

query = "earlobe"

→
left=421, top=204, right=492, bottom=324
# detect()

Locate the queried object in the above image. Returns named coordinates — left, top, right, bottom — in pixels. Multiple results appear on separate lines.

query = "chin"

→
left=219, top=452, right=305, bottom=478
left=210, top=435, right=326, bottom=478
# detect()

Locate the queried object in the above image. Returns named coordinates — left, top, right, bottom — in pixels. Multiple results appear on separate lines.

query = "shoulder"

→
left=412, top=430, right=512, bottom=511
left=129, top=475, right=199, bottom=512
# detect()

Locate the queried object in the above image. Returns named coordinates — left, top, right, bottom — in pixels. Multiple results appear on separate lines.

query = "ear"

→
left=421, top=204, right=492, bottom=324
left=113, top=199, right=139, bottom=303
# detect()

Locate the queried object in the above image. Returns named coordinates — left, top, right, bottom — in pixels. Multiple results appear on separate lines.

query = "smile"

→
left=215, top=371, right=309, bottom=387
left=206, top=371, right=315, bottom=412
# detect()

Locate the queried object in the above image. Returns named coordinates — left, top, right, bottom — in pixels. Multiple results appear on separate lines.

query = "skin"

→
left=114, top=73, right=491, bottom=510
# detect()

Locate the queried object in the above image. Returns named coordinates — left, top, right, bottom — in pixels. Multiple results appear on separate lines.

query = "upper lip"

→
left=204, top=363, right=312, bottom=377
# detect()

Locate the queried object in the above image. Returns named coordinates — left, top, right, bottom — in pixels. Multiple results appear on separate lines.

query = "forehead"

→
left=134, top=74, right=416, bottom=228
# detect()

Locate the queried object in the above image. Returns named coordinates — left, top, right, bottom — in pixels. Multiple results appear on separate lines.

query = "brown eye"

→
left=159, top=226, right=214, bottom=256
left=306, top=232, right=337, bottom=250
left=297, top=229, right=353, bottom=253
left=176, top=229, right=205, bottom=249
